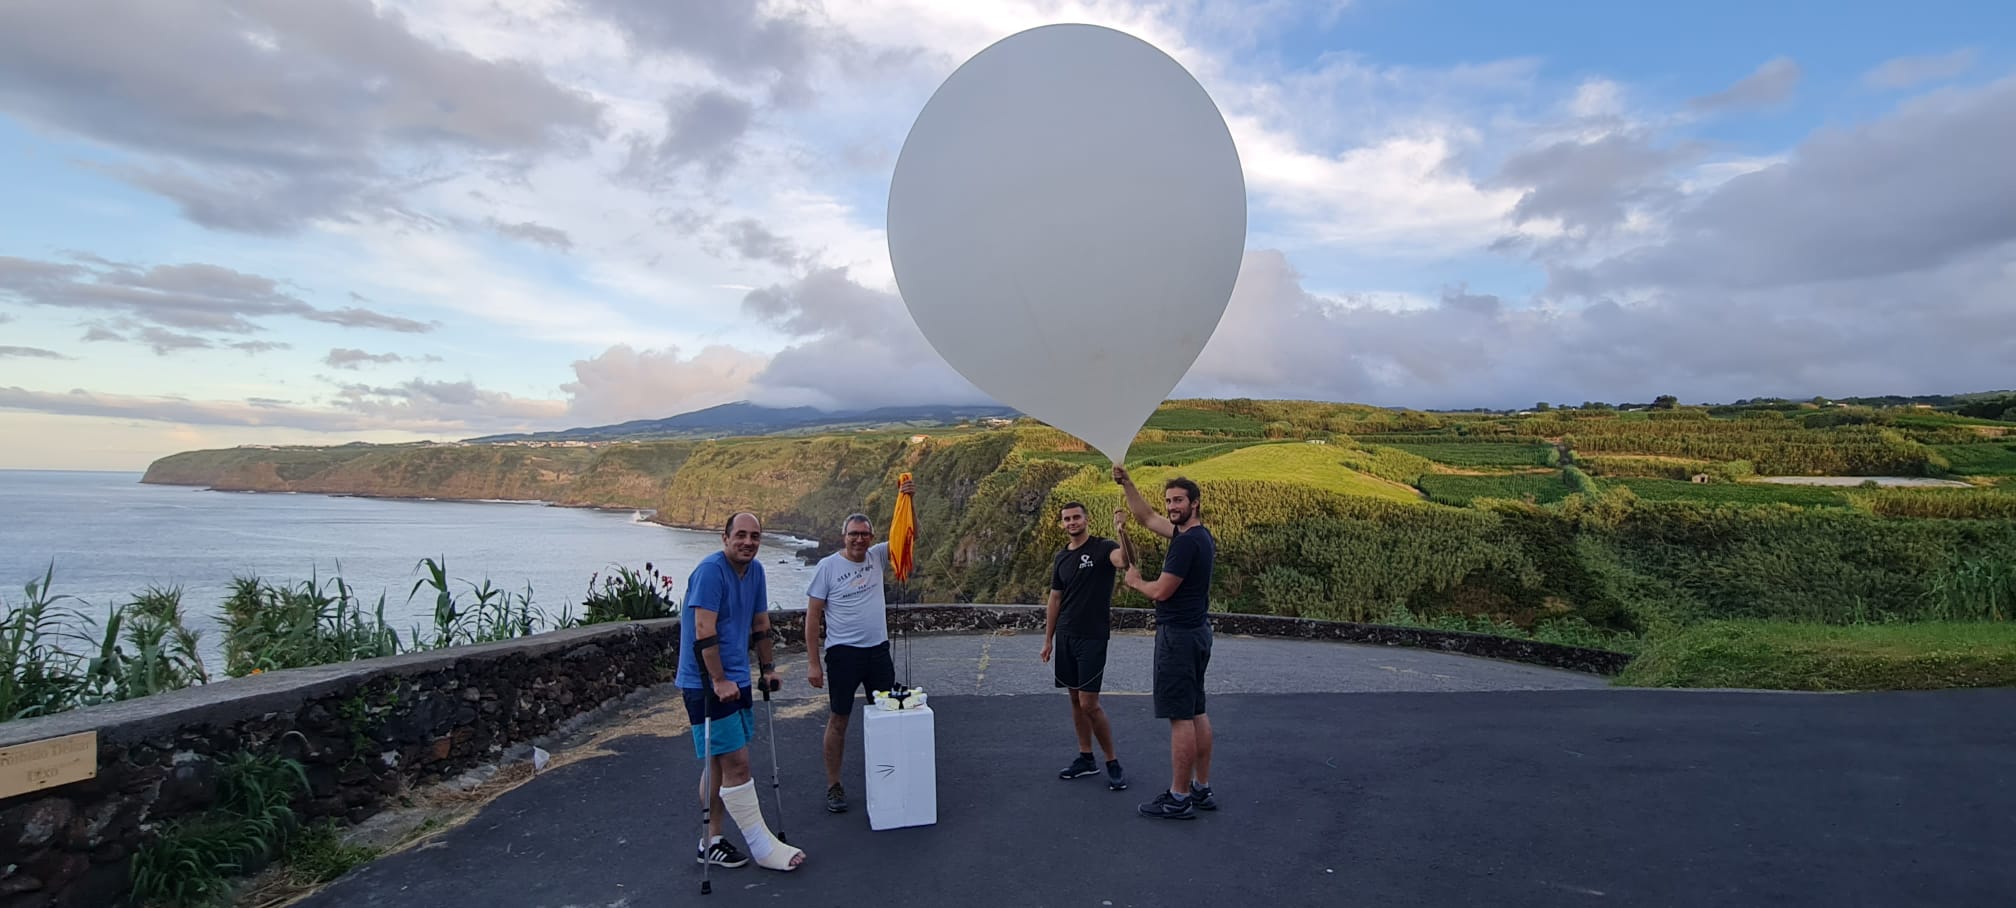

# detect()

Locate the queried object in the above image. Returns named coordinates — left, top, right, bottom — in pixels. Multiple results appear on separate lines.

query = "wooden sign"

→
left=0, top=731, right=97, bottom=798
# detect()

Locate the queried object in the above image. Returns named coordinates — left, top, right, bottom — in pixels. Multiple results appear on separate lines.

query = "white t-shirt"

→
left=807, top=542, right=890, bottom=649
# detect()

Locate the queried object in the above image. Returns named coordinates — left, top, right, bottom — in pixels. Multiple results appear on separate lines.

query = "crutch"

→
left=698, top=679, right=714, bottom=895
left=760, top=672, right=788, bottom=843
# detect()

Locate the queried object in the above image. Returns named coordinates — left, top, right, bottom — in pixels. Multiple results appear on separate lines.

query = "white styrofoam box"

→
left=862, top=702, right=937, bottom=830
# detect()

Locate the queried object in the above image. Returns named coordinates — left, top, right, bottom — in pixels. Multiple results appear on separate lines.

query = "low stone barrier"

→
left=0, top=605, right=1627, bottom=906
left=0, top=619, right=682, bottom=908
left=767, top=606, right=1634, bottom=676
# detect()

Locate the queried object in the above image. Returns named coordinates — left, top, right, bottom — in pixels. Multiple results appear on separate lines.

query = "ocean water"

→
left=0, top=470, right=820, bottom=664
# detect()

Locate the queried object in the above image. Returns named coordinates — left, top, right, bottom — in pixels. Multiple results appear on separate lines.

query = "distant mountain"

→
left=463, top=401, right=1021, bottom=443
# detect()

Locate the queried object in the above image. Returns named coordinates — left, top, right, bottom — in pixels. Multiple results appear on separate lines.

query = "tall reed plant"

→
left=221, top=572, right=401, bottom=677
left=407, top=556, right=545, bottom=648
left=1, top=563, right=99, bottom=720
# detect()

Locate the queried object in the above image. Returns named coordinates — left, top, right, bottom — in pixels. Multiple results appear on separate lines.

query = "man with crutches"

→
left=679, top=512, right=804, bottom=877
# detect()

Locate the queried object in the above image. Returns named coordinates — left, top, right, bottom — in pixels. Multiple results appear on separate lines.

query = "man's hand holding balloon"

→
left=1113, top=464, right=1174, bottom=540
left=1113, top=507, right=1135, bottom=568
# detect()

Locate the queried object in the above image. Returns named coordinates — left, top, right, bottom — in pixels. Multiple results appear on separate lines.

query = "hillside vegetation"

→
left=142, top=396, right=2016, bottom=666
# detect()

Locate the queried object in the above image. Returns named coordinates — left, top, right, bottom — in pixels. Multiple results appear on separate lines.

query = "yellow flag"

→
left=889, top=472, right=917, bottom=581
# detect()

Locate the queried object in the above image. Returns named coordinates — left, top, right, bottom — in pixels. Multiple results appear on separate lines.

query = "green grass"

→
left=1375, top=605, right=1642, bottom=654
left=1172, top=443, right=1426, bottom=503
left=1889, top=412, right=2016, bottom=429
left=1031, top=439, right=1272, bottom=467
left=1604, top=478, right=1853, bottom=508
left=1352, top=432, right=1540, bottom=444
left=1379, top=442, right=1554, bottom=468
left=1145, top=407, right=1268, bottom=435
left=1614, top=621, right=2016, bottom=691
left=1934, top=443, right=2016, bottom=476
left=1417, top=472, right=1571, bottom=506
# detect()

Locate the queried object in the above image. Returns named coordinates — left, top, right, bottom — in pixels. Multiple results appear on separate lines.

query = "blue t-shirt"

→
left=676, top=552, right=769, bottom=688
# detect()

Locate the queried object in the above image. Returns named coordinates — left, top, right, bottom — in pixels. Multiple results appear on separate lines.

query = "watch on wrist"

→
left=760, top=662, right=775, bottom=673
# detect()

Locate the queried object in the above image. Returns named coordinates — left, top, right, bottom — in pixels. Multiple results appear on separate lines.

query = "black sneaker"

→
left=1059, top=753, right=1098, bottom=780
left=1137, top=790, right=1195, bottom=820
left=1189, top=782, right=1217, bottom=810
left=825, top=782, right=848, bottom=813
left=1106, top=760, right=1128, bottom=791
left=697, top=837, right=749, bottom=867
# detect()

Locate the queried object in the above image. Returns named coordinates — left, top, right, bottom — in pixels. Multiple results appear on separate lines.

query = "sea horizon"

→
left=1, top=470, right=824, bottom=669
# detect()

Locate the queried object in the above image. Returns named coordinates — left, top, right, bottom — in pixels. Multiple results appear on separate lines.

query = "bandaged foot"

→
left=721, top=780, right=804, bottom=870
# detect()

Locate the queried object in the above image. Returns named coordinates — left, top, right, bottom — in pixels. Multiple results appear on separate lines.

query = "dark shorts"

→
left=1053, top=634, right=1110, bottom=693
left=1152, top=623, right=1213, bottom=720
left=823, top=641, right=896, bottom=716
left=681, top=685, right=754, bottom=758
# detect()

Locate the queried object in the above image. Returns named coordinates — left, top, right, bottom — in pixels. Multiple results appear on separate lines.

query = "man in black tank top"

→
left=1042, top=500, right=1130, bottom=791
left=1115, top=466, right=1218, bottom=820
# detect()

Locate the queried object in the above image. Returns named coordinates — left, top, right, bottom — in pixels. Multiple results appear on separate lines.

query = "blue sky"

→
left=1, top=0, right=2012, bottom=469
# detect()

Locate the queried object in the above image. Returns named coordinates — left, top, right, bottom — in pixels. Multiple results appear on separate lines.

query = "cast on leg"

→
left=722, top=779, right=804, bottom=870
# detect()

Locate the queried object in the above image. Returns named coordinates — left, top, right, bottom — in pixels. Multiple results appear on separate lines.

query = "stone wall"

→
left=0, top=605, right=1627, bottom=907
left=0, top=619, right=682, bottom=908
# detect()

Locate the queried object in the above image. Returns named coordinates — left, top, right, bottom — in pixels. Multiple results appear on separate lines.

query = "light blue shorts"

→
left=683, top=686, right=754, bottom=759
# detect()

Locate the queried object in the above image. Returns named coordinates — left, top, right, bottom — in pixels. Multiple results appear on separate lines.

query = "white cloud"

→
left=1864, top=49, right=1976, bottom=90
left=1171, top=247, right=2016, bottom=409
left=1689, top=57, right=1802, bottom=112
left=559, top=343, right=768, bottom=424
left=0, top=381, right=560, bottom=434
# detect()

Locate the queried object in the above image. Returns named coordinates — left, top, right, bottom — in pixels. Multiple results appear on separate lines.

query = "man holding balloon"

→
left=1115, top=466, right=1219, bottom=820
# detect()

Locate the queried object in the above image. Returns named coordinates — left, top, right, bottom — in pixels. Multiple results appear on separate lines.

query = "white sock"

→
left=721, top=780, right=803, bottom=871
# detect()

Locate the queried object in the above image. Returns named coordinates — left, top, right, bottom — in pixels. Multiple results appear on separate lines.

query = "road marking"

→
left=975, top=632, right=996, bottom=692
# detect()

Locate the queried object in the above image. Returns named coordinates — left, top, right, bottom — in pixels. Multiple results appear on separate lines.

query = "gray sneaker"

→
left=1189, top=782, right=1217, bottom=810
left=825, top=782, right=848, bottom=813
left=1106, top=760, right=1128, bottom=791
left=1137, top=790, right=1195, bottom=820
left=1059, top=753, right=1098, bottom=780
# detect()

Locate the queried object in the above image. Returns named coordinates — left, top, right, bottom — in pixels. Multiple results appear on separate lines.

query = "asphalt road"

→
left=296, top=637, right=2015, bottom=908
left=820, top=628, right=1610, bottom=698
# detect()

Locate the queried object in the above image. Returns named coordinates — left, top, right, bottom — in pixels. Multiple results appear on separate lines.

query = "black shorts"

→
left=1053, top=634, right=1110, bottom=693
left=1152, top=623, right=1213, bottom=719
left=823, top=641, right=896, bottom=716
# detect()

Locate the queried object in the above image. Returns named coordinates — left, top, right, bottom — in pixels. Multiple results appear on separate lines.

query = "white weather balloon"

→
left=887, top=23, right=1247, bottom=465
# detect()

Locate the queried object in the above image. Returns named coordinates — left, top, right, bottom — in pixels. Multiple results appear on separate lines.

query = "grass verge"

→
left=1614, top=621, right=2016, bottom=691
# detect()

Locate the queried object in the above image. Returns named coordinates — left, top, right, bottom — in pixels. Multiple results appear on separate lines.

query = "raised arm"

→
left=1113, top=465, right=1173, bottom=539
left=1110, top=509, right=1133, bottom=568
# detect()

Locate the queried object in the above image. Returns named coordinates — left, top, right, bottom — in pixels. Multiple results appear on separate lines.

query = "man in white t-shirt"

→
left=804, top=475, right=915, bottom=814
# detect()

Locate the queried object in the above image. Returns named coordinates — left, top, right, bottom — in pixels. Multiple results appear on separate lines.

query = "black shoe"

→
left=825, top=782, right=848, bottom=813
left=1106, top=760, right=1128, bottom=791
left=697, top=837, right=749, bottom=868
left=1189, top=782, right=1217, bottom=810
left=1137, top=790, right=1195, bottom=820
left=1059, top=753, right=1097, bottom=780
